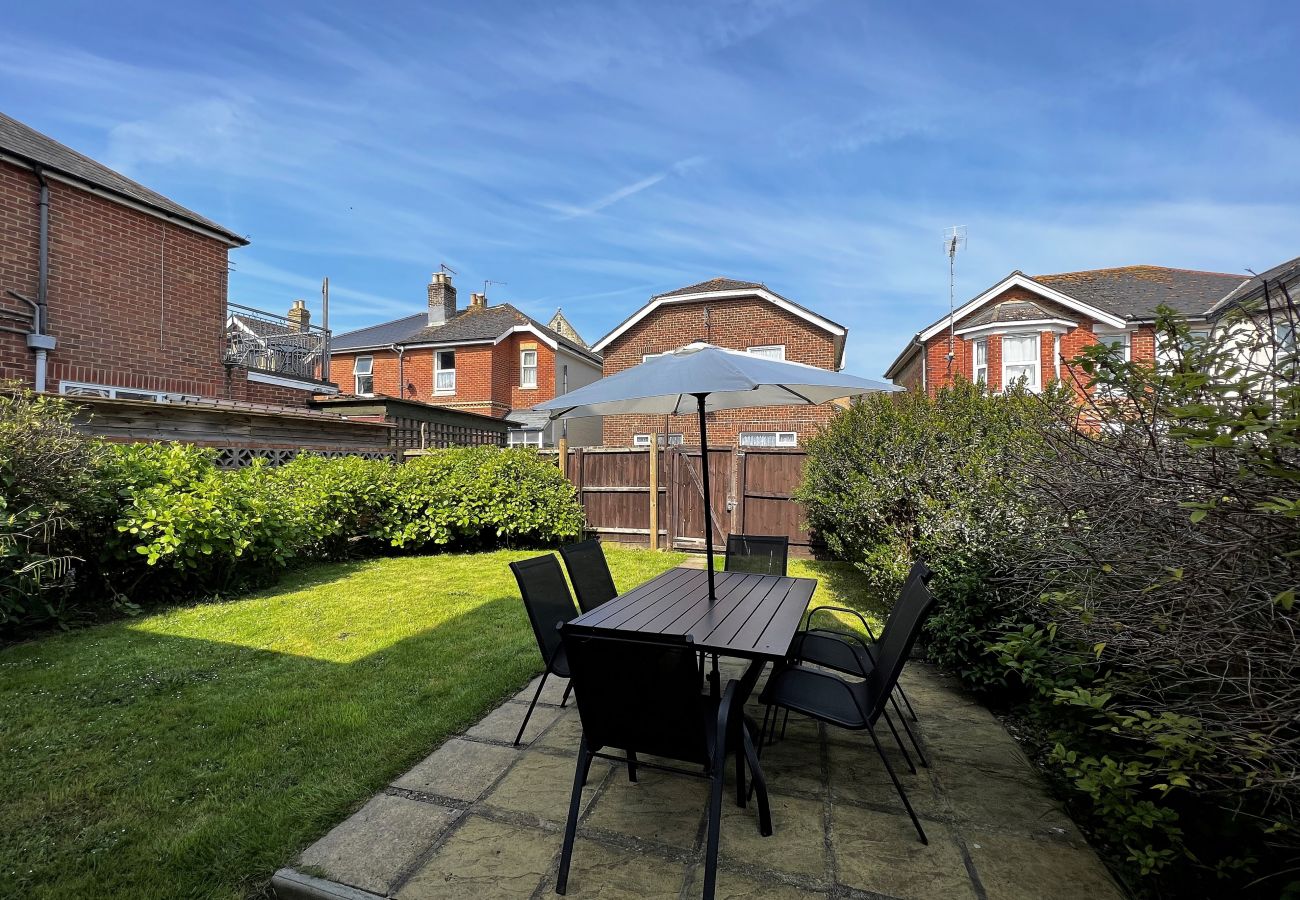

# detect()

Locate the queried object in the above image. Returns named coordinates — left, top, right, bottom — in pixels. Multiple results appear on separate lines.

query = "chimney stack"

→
left=428, top=271, right=458, bottom=326
left=469, top=292, right=487, bottom=310
left=287, top=298, right=310, bottom=332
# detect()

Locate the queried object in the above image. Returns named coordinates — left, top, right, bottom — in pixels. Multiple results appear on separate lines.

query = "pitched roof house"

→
left=593, top=278, right=848, bottom=447
left=329, top=273, right=604, bottom=447
left=885, top=264, right=1262, bottom=397
left=0, top=110, right=332, bottom=407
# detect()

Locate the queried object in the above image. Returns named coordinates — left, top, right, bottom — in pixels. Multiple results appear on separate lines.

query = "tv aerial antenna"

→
left=943, top=226, right=967, bottom=368
left=484, top=279, right=507, bottom=298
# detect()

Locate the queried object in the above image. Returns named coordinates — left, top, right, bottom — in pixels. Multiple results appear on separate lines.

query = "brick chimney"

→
left=469, top=291, right=487, bottom=310
left=428, top=271, right=457, bottom=326
left=287, top=298, right=310, bottom=332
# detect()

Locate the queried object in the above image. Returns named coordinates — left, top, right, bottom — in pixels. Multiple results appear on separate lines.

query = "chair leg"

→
left=756, top=704, right=772, bottom=758
left=741, top=724, right=773, bottom=836
left=514, top=670, right=549, bottom=746
left=710, top=653, right=721, bottom=698
left=882, top=707, right=917, bottom=775
left=561, top=682, right=573, bottom=708
left=734, top=736, right=747, bottom=808
left=626, top=750, right=638, bottom=783
left=556, top=738, right=592, bottom=894
left=896, top=683, right=920, bottom=722
left=866, top=724, right=927, bottom=845
left=890, top=693, right=928, bottom=767
left=779, top=707, right=790, bottom=740
left=703, top=764, right=725, bottom=900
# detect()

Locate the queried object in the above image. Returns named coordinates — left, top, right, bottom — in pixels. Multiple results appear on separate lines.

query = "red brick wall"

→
left=601, top=296, right=841, bottom=446
left=331, top=334, right=558, bottom=418
left=0, top=159, right=314, bottom=405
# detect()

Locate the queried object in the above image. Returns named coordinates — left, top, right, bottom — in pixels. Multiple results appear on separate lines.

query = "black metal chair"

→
left=509, top=554, right=579, bottom=746
left=758, top=575, right=939, bottom=844
left=724, top=534, right=789, bottom=576
left=789, top=559, right=934, bottom=761
left=555, top=626, right=772, bottom=899
left=558, top=539, right=618, bottom=613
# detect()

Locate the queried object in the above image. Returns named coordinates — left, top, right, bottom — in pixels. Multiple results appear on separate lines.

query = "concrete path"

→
left=273, top=663, right=1124, bottom=900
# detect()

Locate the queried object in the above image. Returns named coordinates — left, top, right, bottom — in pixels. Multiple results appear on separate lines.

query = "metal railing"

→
left=223, top=302, right=330, bottom=382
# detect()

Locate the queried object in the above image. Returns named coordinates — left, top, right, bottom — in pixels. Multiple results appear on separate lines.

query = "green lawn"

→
left=0, top=548, right=875, bottom=900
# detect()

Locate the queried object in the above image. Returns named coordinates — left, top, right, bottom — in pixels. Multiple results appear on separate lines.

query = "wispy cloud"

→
left=548, top=156, right=707, bottom=219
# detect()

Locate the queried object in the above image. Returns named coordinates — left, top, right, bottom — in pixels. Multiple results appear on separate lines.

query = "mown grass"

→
left=0, top=548, right=874, bottom=900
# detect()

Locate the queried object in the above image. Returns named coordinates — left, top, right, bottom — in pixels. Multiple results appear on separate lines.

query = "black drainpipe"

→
left=36, top=167, right=49, bottom=331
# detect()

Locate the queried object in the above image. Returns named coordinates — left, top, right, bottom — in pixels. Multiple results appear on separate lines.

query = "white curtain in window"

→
left=1002, top=335, right=1040, bottom=390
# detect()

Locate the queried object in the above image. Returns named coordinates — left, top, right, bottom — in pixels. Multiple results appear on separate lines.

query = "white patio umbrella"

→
left=535, top=342, right=900, bottom=600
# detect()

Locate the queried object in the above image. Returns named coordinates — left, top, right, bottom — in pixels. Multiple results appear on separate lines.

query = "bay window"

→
left=1002, top=334, right=1040, bottom=391
left=972, top=339, right=988, bottom=385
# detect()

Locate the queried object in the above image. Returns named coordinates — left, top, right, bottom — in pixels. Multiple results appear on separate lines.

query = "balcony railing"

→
left=224, top=302, right=330, bottom=383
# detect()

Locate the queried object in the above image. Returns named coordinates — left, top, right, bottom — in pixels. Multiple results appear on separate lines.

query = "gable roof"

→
left=1034, top=266, right=1245, bottom=320
left=0, top=111, right=247, bottom=246
left=593, top=278, right=848, bottom=367
left=331, top=304, right=602, bottom=364
left=958, top=298, right=1075, bottom=331
left=1206, top=254, right=1300, bottom=315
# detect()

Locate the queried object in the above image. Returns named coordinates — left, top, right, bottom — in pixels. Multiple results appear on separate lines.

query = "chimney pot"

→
left=470, top=292, right=487, bottom=310
left=428, top=271, right=457, bottom=325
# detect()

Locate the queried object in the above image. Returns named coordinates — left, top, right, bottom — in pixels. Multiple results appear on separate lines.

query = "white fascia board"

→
left=493, top=324, right=559, bottom=350
left=954, top=318, right=1077, bottom=338
left=593, top=288, right=847, bottom=352
left=246, top=369, right=337, bottom=393
left=330, top=339, right=494, bottom=354
left=918, top=273, right=1126, bottom=342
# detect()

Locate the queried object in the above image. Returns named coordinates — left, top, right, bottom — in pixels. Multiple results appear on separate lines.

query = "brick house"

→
left=0, top=110, right=332, bottom=407
left=885, top=266, right=1253, bottom=397
left=329, top=273, right=604, bottom=447
left=592, top=278, right=848, bottom=447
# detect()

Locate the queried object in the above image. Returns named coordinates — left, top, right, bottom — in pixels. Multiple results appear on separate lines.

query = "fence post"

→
left=648, top=438, right=659, bottom=550
left=557, top=435, right=568, bottom=479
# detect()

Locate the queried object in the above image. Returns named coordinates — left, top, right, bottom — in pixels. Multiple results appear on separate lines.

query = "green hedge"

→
left=0, top=392, right=584, bottom=637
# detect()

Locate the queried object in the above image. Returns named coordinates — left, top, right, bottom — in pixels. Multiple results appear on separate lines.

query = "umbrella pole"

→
left=694, top=394, right=716, bottom=602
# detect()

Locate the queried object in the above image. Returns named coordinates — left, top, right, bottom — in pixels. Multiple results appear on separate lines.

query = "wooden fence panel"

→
left=547, top=445, right=818, bottom=555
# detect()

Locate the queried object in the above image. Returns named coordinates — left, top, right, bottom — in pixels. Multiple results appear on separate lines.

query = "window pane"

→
left=747, top=345, right=785, bottom=360
left=520, top=350, right=537, bottom=388
left=739, top=432, right=776, bottom=447
left=356, top=374, right=373, bottom=395
left=974, top=340, right=987, bottom=366
left=633, top=434, right=650, bottom=446
left=355, top=356, right=373, bottom=375
left=1003, top=335, right=1037, bottom=363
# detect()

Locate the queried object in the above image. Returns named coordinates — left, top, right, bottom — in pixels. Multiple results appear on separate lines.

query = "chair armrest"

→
left=793, top=628, right=877, bottom=673
left=714, top=680, right=739, bottom=769
left=804, top=605, right=879, bottom=641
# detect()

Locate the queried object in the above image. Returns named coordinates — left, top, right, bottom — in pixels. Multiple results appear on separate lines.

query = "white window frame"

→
left=1001, top=333, right=1041, bottom=392
left=435, top=350, right=456, bottom=394
left=353, top=356, right=374, bottom=396
left=738, top=431, right=797, bottom=448
left=746, top=345, right=786, bottom=360
left=59, top=381, right=169, bottom=402
left=633, top=434, right=651, bottom=446
left=972, top=339, right=988, bottom=385
left=641, top=351, right=668, bottom=363
left=507, top=429, right=543, bottom=447
left=633, top=433, right=683, bottom=447
left=520, top=349, right=538, bottom=389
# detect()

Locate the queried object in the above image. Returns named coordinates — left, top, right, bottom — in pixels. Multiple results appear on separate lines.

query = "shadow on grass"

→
left=0, top=594, right=538, bottom=900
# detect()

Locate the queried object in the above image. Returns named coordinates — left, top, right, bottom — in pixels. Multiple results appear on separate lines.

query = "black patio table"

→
left=568, top=566, right=817, bottom=680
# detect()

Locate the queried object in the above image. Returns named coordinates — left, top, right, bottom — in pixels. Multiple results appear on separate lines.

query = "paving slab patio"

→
left=273, top=663, right=1125, bottom=900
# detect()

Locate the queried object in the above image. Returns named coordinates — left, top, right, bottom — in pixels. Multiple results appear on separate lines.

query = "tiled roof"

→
left=1033, top=266, right=1245, bottom=319
left=1208, top=254, right=1300, bottom=313
left=653, top=278, right=765, bottom=298
left=330, top=314, right=427, bottom=351
left=0, top=111, right=247, bottom=245
left=962, top=299, right=1070, bottom=329
left=330, top=305, right=601, bottom=363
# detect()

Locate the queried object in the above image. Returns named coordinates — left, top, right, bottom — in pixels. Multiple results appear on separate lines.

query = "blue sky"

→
left=2, top=1, right=1297, bottom=376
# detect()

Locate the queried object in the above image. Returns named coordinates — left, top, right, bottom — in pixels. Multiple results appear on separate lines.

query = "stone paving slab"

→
left=275, top=662, right=1126, bottom=900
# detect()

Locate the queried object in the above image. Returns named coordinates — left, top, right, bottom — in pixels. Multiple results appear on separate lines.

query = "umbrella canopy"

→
left=535, top=342, right=900, bottom=607
left=536, top=342, right=898, bottom=419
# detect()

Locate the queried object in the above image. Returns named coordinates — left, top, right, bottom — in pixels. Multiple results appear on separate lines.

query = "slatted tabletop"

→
left=569, top=567, right=817, bottom=661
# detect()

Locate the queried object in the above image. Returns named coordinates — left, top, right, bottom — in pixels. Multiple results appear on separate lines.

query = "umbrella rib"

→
left=776, top=384, right=816, bottom=404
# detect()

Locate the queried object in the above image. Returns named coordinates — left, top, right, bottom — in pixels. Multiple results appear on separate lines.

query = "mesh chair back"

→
left=510, top=555, right=577, bottom=672
left=864, top=577, right=937, bottom=720
left=724, top=534, right=789, bottom=576
left=561, top=626, right=711, bottom=765
left=559, top=539, right=618, bottom=613
left=872, top=558, right=934, bottom=646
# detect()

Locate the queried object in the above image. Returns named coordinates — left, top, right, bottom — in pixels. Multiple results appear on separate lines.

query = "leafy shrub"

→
left=382, top=447, right=584, bottom=549
left=0, top=389, right=108, bottom=633
left=797, top=380, right=1065, bottom=687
